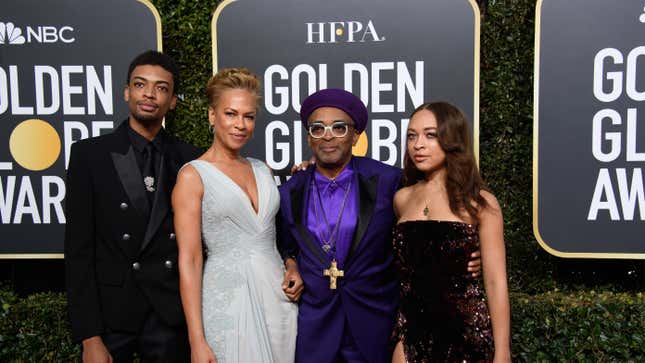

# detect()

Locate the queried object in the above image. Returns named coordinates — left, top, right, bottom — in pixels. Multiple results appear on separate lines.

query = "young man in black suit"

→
left=65, top=51, right=200, bottom=362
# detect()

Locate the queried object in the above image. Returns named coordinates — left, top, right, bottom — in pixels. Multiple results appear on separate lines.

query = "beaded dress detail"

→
left=392, top=220, right=493, bottom=362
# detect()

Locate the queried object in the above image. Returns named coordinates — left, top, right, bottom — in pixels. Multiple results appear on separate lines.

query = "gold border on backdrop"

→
left=212, top=0, right=238, bottom=74
left=1, top=254, right=64, bottom=259
left=532, top=0, right=645, bottom=259
left=468, top=0, right=481, bottom=164
left=137, top=0, right=163, bottom=51
left=211, top=0, right=481, bottom=160
left=0, top=0, right=163, bottom=260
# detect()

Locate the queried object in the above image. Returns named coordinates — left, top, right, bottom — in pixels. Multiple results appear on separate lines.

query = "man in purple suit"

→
left=278, top=89, right=480, bottom=362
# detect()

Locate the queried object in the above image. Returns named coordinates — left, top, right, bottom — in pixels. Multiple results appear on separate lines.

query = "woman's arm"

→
left=478, top=191, right=511, bottom=362
left=393, top=187, right=411, bottom=220
left=172, top=165, right=216, bottom=362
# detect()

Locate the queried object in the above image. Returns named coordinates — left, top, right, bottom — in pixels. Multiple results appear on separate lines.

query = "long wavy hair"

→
left=403, top=102, right=489, bottom=222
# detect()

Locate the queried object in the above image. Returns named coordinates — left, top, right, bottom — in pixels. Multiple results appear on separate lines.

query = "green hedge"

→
left=1, top=288, right=642, bottom=361
left=154, top=0, right=222, bottom=150
left=479, top=0, right=548, bottom=292
left=0, top=289, right=78, bottom=362
left=511, top=291, right=644, bottom=362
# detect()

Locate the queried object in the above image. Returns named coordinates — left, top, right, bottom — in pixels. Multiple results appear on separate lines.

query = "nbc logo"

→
left=0, top=22, right=26, bottom=45
left=0, top=21, right=75, bottom=45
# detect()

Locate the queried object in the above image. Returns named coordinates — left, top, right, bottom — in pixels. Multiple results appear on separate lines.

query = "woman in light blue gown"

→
left=172, top=68, right=300, bottom=363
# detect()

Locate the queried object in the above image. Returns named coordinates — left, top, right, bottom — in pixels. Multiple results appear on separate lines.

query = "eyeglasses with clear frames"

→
left=308, top=121, right=353, bottom=139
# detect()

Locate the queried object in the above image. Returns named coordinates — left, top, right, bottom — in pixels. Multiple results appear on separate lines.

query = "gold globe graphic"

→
left=9, top=119, right=61, bottom=171
left=352, top=133, right=368, bottom=156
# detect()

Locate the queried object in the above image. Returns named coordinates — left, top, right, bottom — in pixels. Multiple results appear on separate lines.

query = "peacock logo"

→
left=0, top=22, right=26, bottom=45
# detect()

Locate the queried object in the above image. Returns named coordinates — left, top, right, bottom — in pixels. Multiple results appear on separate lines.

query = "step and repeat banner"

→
left=0, top=0, right=160, bottom=257
left=7, top=0, right=640, bottom=259
left=212, top=0, right=481, bottom=179
left=534, top=0, right=645, bottom=258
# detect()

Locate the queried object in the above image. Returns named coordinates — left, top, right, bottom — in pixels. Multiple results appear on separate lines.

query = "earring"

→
left=208, top=124, right=214, bottom=134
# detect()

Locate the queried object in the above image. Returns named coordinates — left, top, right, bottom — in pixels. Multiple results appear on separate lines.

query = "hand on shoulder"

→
left=290, top=158, right=315, bottom=175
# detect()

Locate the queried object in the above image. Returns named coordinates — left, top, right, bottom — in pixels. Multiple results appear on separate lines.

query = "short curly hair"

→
left=126, top=50, right=180, bottom=94
left=206, top=68, right=261, bottom=108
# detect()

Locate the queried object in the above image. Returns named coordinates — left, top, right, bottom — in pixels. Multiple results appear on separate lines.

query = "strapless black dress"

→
left=392, top=220, right=493, bottom=362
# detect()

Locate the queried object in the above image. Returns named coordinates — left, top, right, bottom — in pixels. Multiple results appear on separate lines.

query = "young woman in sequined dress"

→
left=391, top=102, right=511, bottom=362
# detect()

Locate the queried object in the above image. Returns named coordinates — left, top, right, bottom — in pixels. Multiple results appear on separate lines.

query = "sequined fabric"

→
left=392, top=220, right=493, bottom=362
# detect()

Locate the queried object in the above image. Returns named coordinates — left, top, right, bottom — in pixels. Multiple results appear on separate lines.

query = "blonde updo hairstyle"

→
left=206, top=67, right=261, bottom=109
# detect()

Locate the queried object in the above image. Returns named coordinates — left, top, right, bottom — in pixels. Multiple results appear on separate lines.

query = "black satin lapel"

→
left=291, top=183, right=305, bottom=225
left=290, top=177, right=328, bottom=266
left=111, top=148, right=149, bottom=218
left=141, top=153, right=170, bottom=251
left=346, top=173, right=378, bottom=263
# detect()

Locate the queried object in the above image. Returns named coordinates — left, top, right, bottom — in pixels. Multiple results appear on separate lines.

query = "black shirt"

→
left=125, top=121, right=166, bottom=176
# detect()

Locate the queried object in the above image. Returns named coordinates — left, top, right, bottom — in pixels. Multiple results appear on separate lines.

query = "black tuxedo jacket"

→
left=64, top=121, right=201, bottom=342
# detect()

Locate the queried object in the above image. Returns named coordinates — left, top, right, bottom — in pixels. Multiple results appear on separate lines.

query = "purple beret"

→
left=300, top=88, right=368, bottom=132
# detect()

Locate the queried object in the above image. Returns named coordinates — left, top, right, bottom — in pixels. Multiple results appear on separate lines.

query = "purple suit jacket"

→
left=277, top=157, right=401, bottom=363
